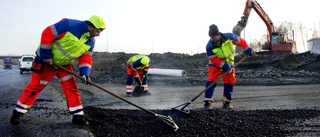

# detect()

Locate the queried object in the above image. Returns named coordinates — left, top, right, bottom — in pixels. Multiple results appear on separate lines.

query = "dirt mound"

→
left=89, top=51, right=320, bottom=86
left=84, top=107, right=320, bottom=137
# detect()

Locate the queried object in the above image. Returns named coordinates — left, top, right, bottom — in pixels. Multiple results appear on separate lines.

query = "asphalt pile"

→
left=82, top=51, right=320, bottom=136
left=84, top=107, right=320, bottom=137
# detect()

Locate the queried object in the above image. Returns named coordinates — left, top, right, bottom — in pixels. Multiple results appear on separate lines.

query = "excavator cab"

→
left=271, top=32, right=285, bottom=45
left=262, top=32, right=287, bottom=51
left=270, top=32, right=297, bottom=54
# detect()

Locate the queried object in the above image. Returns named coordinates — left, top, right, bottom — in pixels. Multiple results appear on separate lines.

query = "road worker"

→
left=204, top=24, right=252, bottom=109
left=10, top=15, right=106, bottom=126
left=126, top=54, right=151, bottom=97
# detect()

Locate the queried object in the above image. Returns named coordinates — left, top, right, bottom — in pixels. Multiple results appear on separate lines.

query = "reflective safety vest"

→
left=127, top=55, right=149, bottom=70
left=52, top=32, right=91, bottom=65
left=212, top=39, right=235, bottom=64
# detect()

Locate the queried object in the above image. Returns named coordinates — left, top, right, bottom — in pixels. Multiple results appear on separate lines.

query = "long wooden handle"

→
left=180, top=55, right=248, bottom=110
left=52, top=63, right=157, bottom=115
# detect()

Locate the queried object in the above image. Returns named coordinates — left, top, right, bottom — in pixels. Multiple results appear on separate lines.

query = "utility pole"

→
left=198, top=45, right=199, bottom=54
left=152, top=41, right=155, bottom=53
left=106, top=31, right=108, bottom=52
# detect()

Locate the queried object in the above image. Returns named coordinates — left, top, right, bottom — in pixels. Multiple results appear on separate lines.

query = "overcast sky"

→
left=0, top=0, right=319, bottom=55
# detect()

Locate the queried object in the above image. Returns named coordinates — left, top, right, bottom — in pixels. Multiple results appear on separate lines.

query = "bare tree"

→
left=242, top=20, right=316, bottom=53
left=248, top=38, right=261, bottom=52
left=311, top=23, right=319, bottom=38
left=296, top=21, right=307, bottom=52
left=277, top=21, right=295, bottom=41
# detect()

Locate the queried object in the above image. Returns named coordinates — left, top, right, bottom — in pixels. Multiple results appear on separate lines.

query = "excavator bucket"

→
left=233, top=24, right=244, bottom=36
left=280, top=53, right=303, bottom=69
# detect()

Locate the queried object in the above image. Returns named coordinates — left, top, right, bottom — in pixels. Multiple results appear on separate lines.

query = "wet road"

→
left=77, top=82, right=320, bottom=110
left=1, top=65, right=319, bottom=136
left=0, top=66, right=94, bottom=137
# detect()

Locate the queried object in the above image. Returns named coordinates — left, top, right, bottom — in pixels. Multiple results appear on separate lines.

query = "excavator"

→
left=233, top=0, right=303, bottom=68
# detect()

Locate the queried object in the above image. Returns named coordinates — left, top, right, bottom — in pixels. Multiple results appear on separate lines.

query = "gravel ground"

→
left=84, top=107, right=320, bottom=137
left=1, top=51, right=320, bottom=137
left=78, top=52, right=320, bottom=137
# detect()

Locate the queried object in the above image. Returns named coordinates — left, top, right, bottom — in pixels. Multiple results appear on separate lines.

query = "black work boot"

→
left=222, top=101, right=234, bottom=109
left=203, top=100, right=213, bottom=110
left=143, top=90, right=151, bottom=96
left=126, top=92, right=132, bottom=97
left=10, top=111, right=23, bottom=125
left=72, top=115, right=89, bottom=126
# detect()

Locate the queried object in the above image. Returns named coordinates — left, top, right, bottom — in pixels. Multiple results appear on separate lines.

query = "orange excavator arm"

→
left=233, top=0, right=274, bottom=46
left=233, top=0, right=301, bottom=69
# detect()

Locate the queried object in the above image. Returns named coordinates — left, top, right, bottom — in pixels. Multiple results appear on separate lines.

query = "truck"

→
left=19, top=55, right=35, bottom=74
left=233, top=0, right=302, bottom=68
left=3, top=57, right=13, bottom=69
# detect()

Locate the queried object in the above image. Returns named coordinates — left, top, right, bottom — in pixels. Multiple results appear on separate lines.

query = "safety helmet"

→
left=141, top=56, right=150, bottom=67
left=88, top=15, right=106, bottom=30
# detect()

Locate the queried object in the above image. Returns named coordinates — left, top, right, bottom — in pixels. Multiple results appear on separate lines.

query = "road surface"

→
left=0, top=65, right=319, bottom=136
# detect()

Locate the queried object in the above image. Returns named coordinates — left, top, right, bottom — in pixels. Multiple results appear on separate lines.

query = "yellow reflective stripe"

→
left=211, top=40, right=235, bottom=64
left=224, top=53, right=234, bottom=60
left=54, top=42, right=76, bottom=60
left=136, top=66, right=144, bottom=69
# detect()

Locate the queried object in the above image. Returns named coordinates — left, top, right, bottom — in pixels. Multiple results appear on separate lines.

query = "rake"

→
left=172, top=55, right=248, bottom=114
left=53, top=63, right=179, bottom=131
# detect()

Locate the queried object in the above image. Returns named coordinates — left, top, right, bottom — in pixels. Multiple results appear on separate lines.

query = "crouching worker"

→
left=126, top=55, right=151, bottom=97
left=10, top=15, right=106, bottom=126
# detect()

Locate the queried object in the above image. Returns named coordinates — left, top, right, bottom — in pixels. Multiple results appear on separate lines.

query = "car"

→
left=3, top=58, right=13, bottom=69
left=19, top=55, right=35, bottom=74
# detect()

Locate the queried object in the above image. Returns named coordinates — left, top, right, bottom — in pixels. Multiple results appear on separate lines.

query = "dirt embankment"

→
left=88, top=51, right=320, bottom=86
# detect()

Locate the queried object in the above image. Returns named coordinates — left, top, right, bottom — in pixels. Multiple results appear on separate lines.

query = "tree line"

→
left=248, top=21, right=319, bottom=52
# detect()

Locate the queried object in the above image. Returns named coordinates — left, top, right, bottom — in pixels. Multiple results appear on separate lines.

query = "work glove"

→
left=82, top=75, right=91, bottom=85
left=142, top=70, right=148, bottom=76
left=142, top=70, right=148, bottom=79
left=244, top=47, right=253, bottom=57
left=221, top=63, right=232, bottom=73
left=43, top=59, right=53, bottom=65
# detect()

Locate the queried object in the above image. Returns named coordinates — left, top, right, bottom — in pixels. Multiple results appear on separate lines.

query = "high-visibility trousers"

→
left=14, top=64, right=84, bottom=115
left=204, top=66, right=236, bottom=101
left=125, top=66, right=148, bottom=93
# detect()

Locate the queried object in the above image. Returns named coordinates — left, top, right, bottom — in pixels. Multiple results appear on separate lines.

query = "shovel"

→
left=132, top=85, right=144, bottom=97
left=53, top=63, right=179, bottom=131
left=132, top=76, right=145, bottom=97
left=172, top=55, right=248, bottom=114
